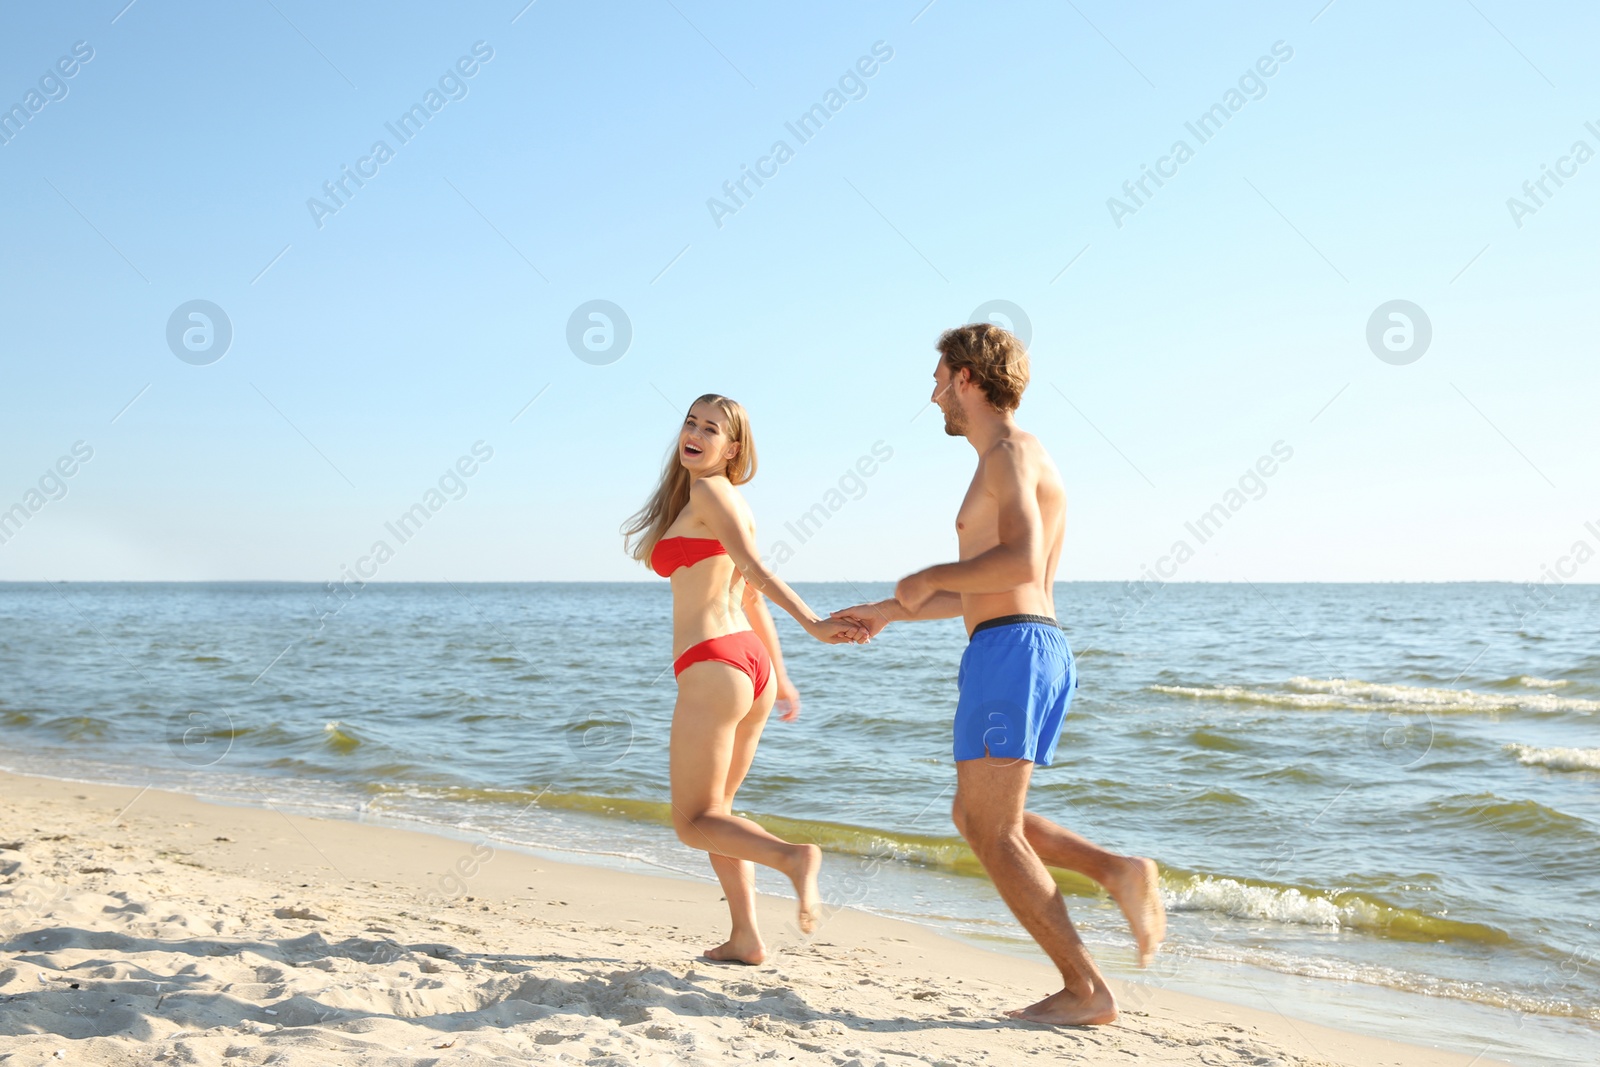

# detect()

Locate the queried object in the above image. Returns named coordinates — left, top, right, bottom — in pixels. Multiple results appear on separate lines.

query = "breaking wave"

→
left=1152, top=677, right=1600, bottom=716
left=1507, top=743, right=1600, bottom=773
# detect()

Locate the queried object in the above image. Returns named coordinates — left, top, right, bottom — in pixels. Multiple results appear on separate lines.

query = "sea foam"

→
left=1163, top=875, right=1507, bottom=944
left=1514, top=676, right=1570, bottom=689
left=1167, top=875, right=1348, bottom=926
left=1151, top=677, right=1600, bottom=715
left=1507, top=743, right=1600, bottom=772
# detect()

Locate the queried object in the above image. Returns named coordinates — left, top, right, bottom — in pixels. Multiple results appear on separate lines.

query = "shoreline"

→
left=0, top=769, right=1512, bottom=1066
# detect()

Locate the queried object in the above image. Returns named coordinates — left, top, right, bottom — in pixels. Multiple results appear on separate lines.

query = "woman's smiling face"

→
left=678, top=400, right=739, bottom=476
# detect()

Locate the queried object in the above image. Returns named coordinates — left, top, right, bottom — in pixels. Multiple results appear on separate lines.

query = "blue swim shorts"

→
left=954, top=614, right=1076, bottom=767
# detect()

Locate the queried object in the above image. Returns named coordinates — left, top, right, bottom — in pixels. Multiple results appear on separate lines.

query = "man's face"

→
left=932, top=358, right=966, bottom=437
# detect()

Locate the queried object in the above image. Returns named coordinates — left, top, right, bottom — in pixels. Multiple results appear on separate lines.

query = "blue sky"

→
left=1, top=0, right=1596, bottom=584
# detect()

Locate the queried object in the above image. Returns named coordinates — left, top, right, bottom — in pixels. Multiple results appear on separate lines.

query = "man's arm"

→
left=832, top=591, right=962, bottom=637
left=896, top=441, right=1043, bottom=611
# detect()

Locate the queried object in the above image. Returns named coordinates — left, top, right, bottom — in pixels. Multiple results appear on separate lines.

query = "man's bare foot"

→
left=785, top=843, right=823, bottom=934
left=703, top=936, right=766, bottom=965
left=1005, top=985, right=1118, bottom=1026
left=1106, top=856, right=1166, bottom=967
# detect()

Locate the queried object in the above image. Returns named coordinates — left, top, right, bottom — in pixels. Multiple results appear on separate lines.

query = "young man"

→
left=834, top=324, right=1164, bottom=1025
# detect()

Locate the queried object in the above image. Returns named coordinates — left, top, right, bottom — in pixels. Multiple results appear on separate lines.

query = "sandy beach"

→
left=0, top=770, right=1511, bottom=1066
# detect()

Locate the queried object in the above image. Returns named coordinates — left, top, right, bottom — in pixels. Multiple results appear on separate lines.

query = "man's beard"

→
left=941, top=402, right=966, bottom=437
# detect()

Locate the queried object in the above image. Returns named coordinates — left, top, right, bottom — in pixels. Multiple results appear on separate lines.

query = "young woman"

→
left=624, top=393, right=866, bottom=964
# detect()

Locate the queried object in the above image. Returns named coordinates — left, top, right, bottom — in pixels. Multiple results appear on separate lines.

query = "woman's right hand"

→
left=804, top=616, right=869, bottom=644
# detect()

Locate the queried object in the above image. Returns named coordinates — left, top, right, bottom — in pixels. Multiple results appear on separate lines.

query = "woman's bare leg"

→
left=704, top=678, right=772, bottom=963
left=671, top=662, right=822, bottom=948
left=704, top=854, right=762, bottom=962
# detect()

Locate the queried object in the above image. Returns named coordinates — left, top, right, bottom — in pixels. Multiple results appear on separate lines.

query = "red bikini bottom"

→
left=673, top=629, right=773, bottom=696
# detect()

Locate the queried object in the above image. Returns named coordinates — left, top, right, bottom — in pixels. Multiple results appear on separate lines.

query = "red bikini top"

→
left=650, top=536, right=728, bottom=578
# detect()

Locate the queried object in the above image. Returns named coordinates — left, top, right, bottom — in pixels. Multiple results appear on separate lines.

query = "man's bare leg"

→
left=1020, top=814, right=1165, bottom=967
left=955, top=757, right=1117, bottom=1025
left=953, top=801, right=1166, bottom=967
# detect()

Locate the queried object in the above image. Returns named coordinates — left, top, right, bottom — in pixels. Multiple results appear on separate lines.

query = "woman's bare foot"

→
left=1005, top=984, right=1119, bottom=1026
left=1105, top=856, right=1166, bottom=967
left=703, top=936, right=766, bottom=965
left=785, top=843, right=823, bottom=934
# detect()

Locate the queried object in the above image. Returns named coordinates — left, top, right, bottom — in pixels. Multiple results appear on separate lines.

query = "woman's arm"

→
left=694, top=478, right=866, bottom=644
left=742, top=582, right=802, bottom=720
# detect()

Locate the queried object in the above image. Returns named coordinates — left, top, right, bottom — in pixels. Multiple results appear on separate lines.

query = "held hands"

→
left=830, top=601, right=892, bottom=639
left=804, top=615, right=870, bottom=645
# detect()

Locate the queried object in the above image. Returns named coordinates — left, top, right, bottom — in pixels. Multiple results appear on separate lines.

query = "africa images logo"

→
left=1365, top=300, right=1431, bottom=366
left=566, top=300, right=633, bottom=366
left=166, top=300, right=233, bottom=365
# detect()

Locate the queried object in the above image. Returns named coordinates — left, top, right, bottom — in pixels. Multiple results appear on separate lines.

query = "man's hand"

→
left=894, top=570, right=939, bottom=614
left=830, top=601, right=894, bottom=638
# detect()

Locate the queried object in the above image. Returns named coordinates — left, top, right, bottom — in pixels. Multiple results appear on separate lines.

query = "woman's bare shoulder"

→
left=681, top=476, right=748, bottom=533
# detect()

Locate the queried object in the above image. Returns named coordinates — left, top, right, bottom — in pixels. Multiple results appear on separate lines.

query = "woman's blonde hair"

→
left=623, top=393, right=757, bottom=564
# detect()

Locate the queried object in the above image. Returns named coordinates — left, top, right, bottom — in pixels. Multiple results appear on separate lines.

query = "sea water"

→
left=1, top=581, right=1595, bottom=1065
